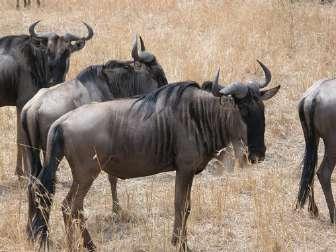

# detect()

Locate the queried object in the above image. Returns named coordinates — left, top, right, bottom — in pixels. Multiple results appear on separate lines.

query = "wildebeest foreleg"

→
left=107, top=174, right=121, bottom=214
left=15, top=108, right=24, bottom=177
left=62, top=176, right=98, bottom=251
left=317, top=139, right=336, bottom=223
left=171, top=170, right=194, bottom=251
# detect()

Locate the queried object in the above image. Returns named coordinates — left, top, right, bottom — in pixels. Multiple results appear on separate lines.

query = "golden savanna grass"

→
left=0, top=0, right=336, bottom=251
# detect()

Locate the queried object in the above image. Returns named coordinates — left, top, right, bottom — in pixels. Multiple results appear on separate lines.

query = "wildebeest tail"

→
left=38, top=124, right=64, bottom=196
left=21, top=107, right=42, bottom=177
left=297, top=97, right=318, bottom=208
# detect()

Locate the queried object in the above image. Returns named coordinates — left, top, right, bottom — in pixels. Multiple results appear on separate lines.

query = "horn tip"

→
left=139, top=35, right=144, bottom=44
left=256, top=59, right=264, bottom=65
left=31, top=20, right=41, bottom=26
left=81, top=22, right=94, bottom=39
left=215, top=67, right=220, bottom=78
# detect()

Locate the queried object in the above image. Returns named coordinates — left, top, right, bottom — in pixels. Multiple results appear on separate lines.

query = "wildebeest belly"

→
left=103, top=157, right=174, bottom=179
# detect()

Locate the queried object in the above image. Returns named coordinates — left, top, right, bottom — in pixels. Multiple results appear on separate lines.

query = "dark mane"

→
left=103, top=59, right=134, bottom=69
left=20, top=38, right=48, bottom=89
left=201, top=81, right=214, bottom=92
left=76, top=60, right=135, bottom=83
left=126, top=80, right=243, bottom=166
left=76, top=64, right=102, bottom=83
left=201, top=81, right=224, bottom=92
left=132, top=81, right=200, bottom=119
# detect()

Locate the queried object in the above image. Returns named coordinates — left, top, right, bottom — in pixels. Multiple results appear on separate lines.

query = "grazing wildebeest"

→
left=16, top=0, right=40, bottom=8
left=0, top=20, right=93, bottom=176
left=297, top=78, right=336, bottom=222
left=22, top=35, right=168, bottom=241
left=32, top=61, right=279, bottom=251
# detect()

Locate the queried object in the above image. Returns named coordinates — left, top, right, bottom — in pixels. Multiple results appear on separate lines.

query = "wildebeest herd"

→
left=0, top=20, right=333, bottom=251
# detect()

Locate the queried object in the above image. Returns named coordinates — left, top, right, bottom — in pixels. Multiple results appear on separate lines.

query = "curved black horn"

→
left=29, top=20, right=41, bottom=37
left=256, top=60, right=271, bottom=89
left=134, top=35, right=154, bottom=63
left=64, top=22, right=93, bottom=42
left=139, top=35, right=146, bottom=51
left=82, top=22, right=94, bottom=41
left=220, top=83, right=248, bottom=99
left=212, top=68, right=221, bottom=97
left=131, top=34, right=139, bottom=60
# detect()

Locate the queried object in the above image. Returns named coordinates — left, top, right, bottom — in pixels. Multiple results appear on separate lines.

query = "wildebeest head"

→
left=212, top=61, right=280, bottom=163
left=131, top=34, right=167, bottom=87
left=29, top=21, right=93, bottom=85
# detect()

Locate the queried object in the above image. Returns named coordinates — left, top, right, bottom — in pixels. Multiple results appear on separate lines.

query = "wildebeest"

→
left=0, top=20, right=93, bottom=176
left=297, top=78, right=336, bottom=222
left=22, top=35, right=168, bottom=240
left=16, top=0, right=40, bottom=8
left=31, top=61, right=279, bottom=250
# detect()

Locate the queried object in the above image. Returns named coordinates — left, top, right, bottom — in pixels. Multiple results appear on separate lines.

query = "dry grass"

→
left=0, top=0, right=336, bottom=251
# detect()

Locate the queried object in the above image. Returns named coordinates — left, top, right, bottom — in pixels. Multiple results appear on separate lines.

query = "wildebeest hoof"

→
left=84, top=240, right=96, bottom=252
left=308, top=202, right=319, bottom=217
left=171, top=236, right=191, bottom=252
left=38, top=232, right=50, bottom=252
left=30, top=215, right=48, bottom=241
left=179, top=242, right=191, bottom=252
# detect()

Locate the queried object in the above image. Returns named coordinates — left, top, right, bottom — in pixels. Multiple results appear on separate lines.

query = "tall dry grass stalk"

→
left=1, top=0, right=336, bottom=251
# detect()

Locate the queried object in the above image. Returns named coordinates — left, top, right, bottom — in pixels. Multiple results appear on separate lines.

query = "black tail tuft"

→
left=38, top=125, right=64, bottom=195
left=297, top=97, right=318, bottom=207
left=30, top=124, right=65, bottom=240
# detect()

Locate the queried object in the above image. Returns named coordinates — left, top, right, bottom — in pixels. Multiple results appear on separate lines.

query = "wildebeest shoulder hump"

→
left=132, top=81, right=199, bottom=119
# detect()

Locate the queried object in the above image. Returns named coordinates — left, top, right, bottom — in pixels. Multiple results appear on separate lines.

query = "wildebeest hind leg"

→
left=317, top=139, right=336, bottom=223
left=107, top=174, right=121, bottom=214
left=62, top=174, right=98, bottom=251
left=171, top=170, right=194, bottom=252
left=308, top=180, right=319, bottom=217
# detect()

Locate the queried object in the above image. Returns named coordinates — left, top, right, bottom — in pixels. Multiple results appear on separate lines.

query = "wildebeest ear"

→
left=70, top=40, right=85, bottom=53
left=260, top=85, right=280, bottom=100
